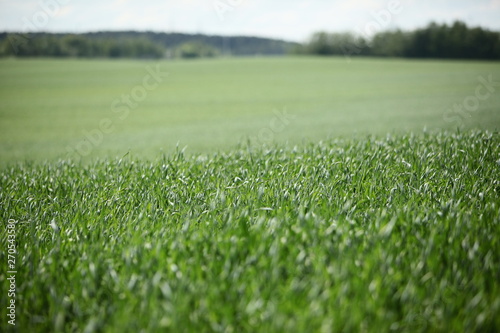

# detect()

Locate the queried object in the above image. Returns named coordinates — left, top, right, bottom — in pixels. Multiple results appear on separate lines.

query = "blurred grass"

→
left=0, top=57, right=499, bottom=163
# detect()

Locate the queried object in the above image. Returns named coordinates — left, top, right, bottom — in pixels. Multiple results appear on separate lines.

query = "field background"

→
left=1, top=57, right=499, bottom=163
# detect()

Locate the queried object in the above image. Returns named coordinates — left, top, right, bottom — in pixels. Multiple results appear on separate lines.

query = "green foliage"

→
left=0, top=32, right=296, bottom=58
left=370, top=30, right=410, bottom=57
left=1, top=131, right=499, bottom=332
left=299, top=32, right=370, bottom=56
left=406, top=21, right=500, bottom=59
left=0, top=34, right=165, bottom=59
left=176, top=42, right=219, bottom=59
left=298, top=21, right=500, bottom=59
left=1, top=21, right=498, bottom=60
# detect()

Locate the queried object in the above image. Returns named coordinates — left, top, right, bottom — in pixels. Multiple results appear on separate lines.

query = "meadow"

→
left=1, top=57, right=500, bottom=332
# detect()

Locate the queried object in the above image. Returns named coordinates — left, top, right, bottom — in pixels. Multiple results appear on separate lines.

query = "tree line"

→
left=0, top=34, right=165, bottom=58
left=0, top=21, right=498, bottom=60
left=295, top=21, right=500, bottom=60
left=0, top=31, right=295, bottom=58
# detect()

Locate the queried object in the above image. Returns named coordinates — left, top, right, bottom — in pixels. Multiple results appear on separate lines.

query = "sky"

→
left=0, top=0, right=499, bottom=42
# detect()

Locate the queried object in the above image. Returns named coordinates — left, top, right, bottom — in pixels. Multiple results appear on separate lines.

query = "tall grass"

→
left=1, top=130, right=499, bottom=332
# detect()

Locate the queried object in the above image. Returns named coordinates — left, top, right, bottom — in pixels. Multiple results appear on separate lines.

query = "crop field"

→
left=0, top=57, right=499, bottom=162
left=1, top=57, right=500, bottom=332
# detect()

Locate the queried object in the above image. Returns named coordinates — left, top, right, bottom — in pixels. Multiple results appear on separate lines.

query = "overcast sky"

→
left=1, top=0, right=499, bottom=42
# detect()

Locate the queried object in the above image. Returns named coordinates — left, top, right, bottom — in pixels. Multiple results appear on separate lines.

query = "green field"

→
left=0, top=57, right=499, bottom=162
left=1, top=57, right=500, bottom=332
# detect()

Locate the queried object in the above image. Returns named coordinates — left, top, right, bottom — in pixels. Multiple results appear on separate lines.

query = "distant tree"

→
left=1, top=24, right=498, bottom=60
left=0, top=34, right=165, bottom=59
left=402, top=21, right=500, bottom=59
left=62, top=35, right=91, bottom=57
left=298, top=21, right=500, bottom=60
left=307, top=32, right=331, bottom=55
left=301, top=32, right=369, bottom=57
left=370, top=30, right=410, bottom=57
left=176, top=42, right=219, bottom=58
left=0, top=31, right=296, bottom=58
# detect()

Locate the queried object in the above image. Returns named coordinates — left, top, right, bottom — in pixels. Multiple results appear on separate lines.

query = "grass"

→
left=1, top=130, right=499, bottom=332
left=0, top=57, right=500, bottom=162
